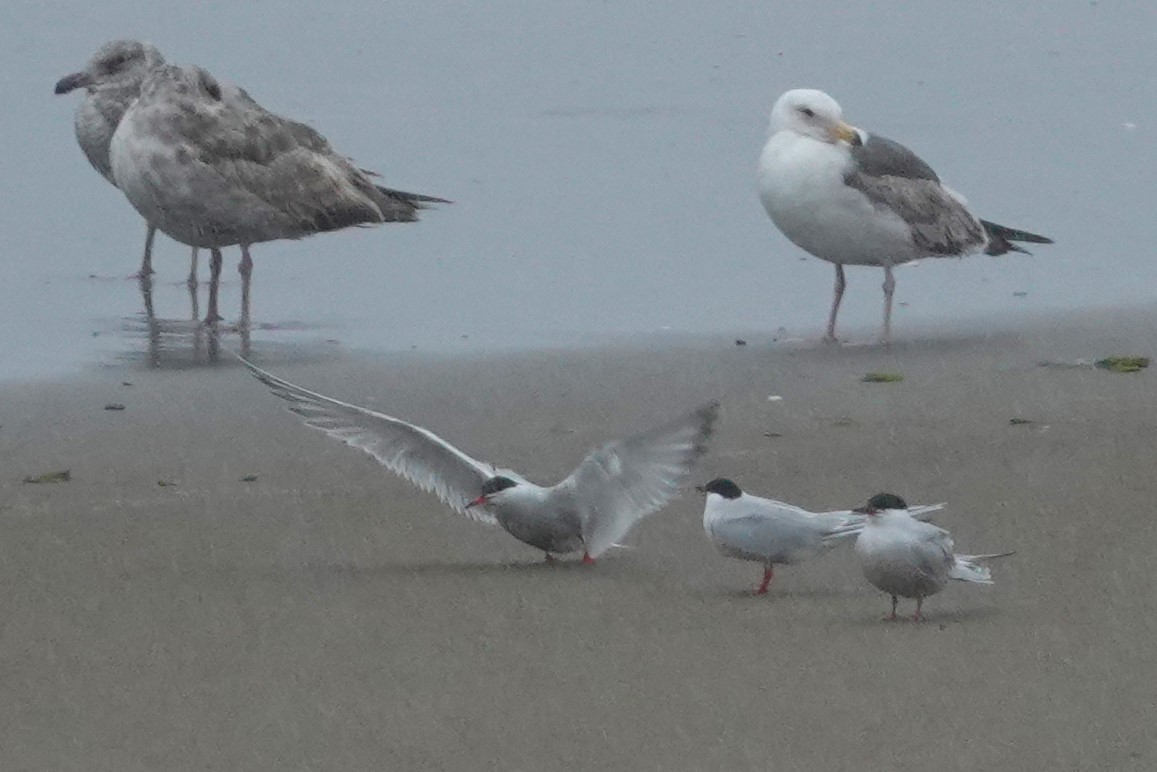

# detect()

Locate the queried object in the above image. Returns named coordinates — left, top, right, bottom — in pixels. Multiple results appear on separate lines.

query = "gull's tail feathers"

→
left=370, top=185, right=452, bottom=223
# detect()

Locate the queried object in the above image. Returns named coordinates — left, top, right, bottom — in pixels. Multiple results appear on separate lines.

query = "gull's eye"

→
left=799, top=107, right=816, bottom=118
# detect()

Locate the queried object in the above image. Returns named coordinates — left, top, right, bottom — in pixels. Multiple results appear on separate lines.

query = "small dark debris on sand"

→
left=240, top=474, right=259, bottom=482
left=104, top=403, right=126, bottom=411
left=861, top=372, right=903, bottom=383
left=1009, top=418, right=1035, bottom=426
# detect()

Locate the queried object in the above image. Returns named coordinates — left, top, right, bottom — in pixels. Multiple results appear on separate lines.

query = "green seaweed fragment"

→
left=1094, top=356, right=1149, bottom=373
left=23, top=469, right=71, bottom=484
left=861, top=372, right=904, bottom=383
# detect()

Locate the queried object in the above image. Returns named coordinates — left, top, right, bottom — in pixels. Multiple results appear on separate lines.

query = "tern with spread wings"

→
left=241, top=357, right=717, bottom=562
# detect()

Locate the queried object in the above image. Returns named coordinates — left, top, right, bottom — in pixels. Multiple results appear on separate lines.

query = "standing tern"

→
left=854, top=493, right=1013, bottom=621
left=698, top=478, right=944, bottom=594
left=757, top=88, right=1051, bottom=343
left=241, top=357, right=718, bottom=562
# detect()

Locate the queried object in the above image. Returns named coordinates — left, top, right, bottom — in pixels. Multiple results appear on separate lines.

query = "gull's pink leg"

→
left=824, top=264, right=846, bottom=343
left=187, top=247, right=199, bottom=292
left=137, top=225, right=157, bottom=277
left=912, top=595, right=923, bottom=622
left=885, top=594, right=899, bottom=622
left=582, top=552, right=595, bottom=565
left=881, top=265, right=896, bottom=344
left=205, top=248, right=223, bottom=324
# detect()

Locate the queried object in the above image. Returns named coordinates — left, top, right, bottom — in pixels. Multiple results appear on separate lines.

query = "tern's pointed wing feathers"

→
left=240, top=357, right=497, bottom=522
left=563, top=402, right=719, bottom=557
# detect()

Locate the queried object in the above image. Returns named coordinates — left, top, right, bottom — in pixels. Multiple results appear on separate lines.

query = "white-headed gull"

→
left=757, top=88, right=1051, bottom=343
left=241, top=357, right=718, bottom=563
left=54, top=40, right=199, bottom=281
left=697, top=478, right=945, bottom=594
left=109, top=64, right=447, bottom=323
left=854, top=493, right=1013, bottom=620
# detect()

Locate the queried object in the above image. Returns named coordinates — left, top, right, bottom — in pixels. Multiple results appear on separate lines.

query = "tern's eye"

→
left=799, top=107, right=815, bottom=118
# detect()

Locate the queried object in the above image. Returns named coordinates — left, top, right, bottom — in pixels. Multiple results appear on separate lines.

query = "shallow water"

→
left=2, top=1, right=1154, bottom=380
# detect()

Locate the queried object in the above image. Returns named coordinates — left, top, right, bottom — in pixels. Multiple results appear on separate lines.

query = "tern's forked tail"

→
left=949, top=551, right=1015, bottom=584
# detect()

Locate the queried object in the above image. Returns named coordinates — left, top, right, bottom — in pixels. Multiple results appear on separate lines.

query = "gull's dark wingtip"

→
left=981, top=220, right=1053, bottom=256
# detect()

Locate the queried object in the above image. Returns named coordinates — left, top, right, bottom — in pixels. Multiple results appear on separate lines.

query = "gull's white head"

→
left=769, top=88, right=862, bottom=147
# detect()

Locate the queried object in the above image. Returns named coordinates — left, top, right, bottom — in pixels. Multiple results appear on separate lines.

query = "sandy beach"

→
left=2, top=307, right=1156, bottom=771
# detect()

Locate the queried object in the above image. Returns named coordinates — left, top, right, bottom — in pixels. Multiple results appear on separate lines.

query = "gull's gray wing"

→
left=558, top=402, right=719, bottom=557
left=851, top=134, right=940, bottom=182
left=845, top=133, right=986, bottom=256
left=240, top=357, right=497, bottom=523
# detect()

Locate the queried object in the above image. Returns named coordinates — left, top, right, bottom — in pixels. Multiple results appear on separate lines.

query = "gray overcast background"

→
left=1, top=1, right=1153, bottom=379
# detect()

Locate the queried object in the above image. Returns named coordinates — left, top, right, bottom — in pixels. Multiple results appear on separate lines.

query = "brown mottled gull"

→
left=55, top=40, right=200, bottom=282
left=109, top=63, right=448, bottom=322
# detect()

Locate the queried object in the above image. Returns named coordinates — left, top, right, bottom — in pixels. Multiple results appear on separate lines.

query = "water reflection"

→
left=125, top=269, right=251, bottom=368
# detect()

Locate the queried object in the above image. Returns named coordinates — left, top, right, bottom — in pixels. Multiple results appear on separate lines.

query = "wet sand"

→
left=2, top=308, right=1156, bottom=771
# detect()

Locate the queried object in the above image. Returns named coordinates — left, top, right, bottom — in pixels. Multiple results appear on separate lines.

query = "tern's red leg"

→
left=582, top=552, right=595, bottom=565
left=756, top=566, right=774, bottom=595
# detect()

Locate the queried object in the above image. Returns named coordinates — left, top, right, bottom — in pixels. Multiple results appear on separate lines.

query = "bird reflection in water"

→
left=133, top=265, right=250, bottom=367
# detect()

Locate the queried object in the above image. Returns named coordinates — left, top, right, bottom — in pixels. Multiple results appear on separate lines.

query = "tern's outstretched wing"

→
left=240, top=357, right=498, bottom=523
left=558, top=402, right=719, bottom=557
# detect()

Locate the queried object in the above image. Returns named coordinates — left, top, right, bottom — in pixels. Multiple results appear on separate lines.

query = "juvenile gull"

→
left=854, top=493, right=1013, bottom=621
left=110, top=64, right=448, bottom=323
left=55, top=40, right=199, bottom=282
left=697, top=478, right=944, bottom=594
left=758, top=88, right=1052, bottom=343
left=241, top=357, right=718, bottom=563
